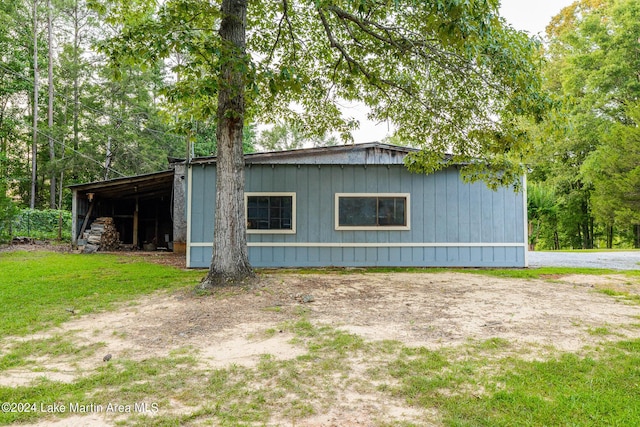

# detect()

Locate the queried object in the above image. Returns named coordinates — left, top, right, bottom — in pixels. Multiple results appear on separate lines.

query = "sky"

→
left=348, top=0, right=576, bottom=144
left=499, top=0, right=576, bottom=37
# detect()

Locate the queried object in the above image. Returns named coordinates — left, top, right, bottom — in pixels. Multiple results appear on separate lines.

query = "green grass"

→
left=0, top=354, right=200, bottom=425
left=0, top=335, right=104, bottom=371
left=587, top=326, right=612, bottom=336
left=0, top=313, right=365, bottom=425
left=461, top=267, right=620, bottom=279
left=453, top=341, right=640, bottom=426
left=377, top=338, right=640, bottom=427
left=0, top=251, right=202, bottom=338
left=597, top=288, right=640, bottom=304
left=261, top=265, right=638, bottom=281
left=2, top=251, right=640, bottom=426
left=3, top=320, right=640, bottom=426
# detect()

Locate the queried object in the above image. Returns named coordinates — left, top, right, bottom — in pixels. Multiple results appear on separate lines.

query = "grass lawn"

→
left=0, top=251, right=203, bottom=338
left=1, top=251, right=640, bottom=426
left=266, top=265, right=639, bottom=279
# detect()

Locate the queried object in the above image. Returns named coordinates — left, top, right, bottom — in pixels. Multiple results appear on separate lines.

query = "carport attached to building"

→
left=70, top=170, right=175, bottom=249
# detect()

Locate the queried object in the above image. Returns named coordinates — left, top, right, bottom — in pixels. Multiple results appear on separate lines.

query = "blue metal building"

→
left=187, top=143, right=528, bottom=268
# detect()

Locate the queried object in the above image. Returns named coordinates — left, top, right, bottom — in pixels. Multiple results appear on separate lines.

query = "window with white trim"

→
left=246, top=192, right=296, bottom=234
left=335, top=193, right=410, bottom=230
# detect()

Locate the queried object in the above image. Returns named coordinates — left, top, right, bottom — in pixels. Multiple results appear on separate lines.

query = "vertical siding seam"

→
left=523, top=174, right=529, bottom=267
left=458, top=171, right=462, bottom=244
left=186, top=165, right=193, bottom=268
left=467, top=177, right=471, bottom=243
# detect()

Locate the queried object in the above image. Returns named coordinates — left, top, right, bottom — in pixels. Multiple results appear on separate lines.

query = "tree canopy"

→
left=94, top=0, right=550, bottom=282
left=97, top=0, right=548, bottom=184
left=528, top=0, right=640, bottom=249
left=1, top=0, right=195, bottom=210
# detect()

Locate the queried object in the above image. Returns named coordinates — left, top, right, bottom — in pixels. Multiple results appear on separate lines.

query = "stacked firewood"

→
left=83, top=217, right=120, bottom=251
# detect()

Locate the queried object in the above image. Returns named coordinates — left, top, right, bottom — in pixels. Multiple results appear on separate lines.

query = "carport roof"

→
left=68, top=170, right=174, bottom=201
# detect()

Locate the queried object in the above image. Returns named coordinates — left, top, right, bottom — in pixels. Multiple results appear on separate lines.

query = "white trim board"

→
left=335, top=193, right=411, bottom=231
left=245, top=192, right=297, bottom=234
left=189, top=242, right=526, bottom=248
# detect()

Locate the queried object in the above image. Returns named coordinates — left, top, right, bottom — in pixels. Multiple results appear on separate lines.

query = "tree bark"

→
left=31, top=0, right=39, bottom=209
left=48, top=0, right=55, bottom=208
left=72, top=1, right=79, bottom=153
left=104, top=136, right=112, bottom=180
left=528, top=220, right=535, bottom=251
left=200, top=0, right=254, bottom=287
left=0, top=101, right=6, bottom=197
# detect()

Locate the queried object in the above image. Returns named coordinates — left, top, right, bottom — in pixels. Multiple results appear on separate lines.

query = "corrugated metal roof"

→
left=67, top=143, right=437, bottom=200
left=68, top=170, right=174, bottom=200
left=189, top=142, right=419, bottom=166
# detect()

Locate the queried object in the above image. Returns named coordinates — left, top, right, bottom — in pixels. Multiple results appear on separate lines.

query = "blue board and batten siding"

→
left=187, top=162, right=527, bottom=268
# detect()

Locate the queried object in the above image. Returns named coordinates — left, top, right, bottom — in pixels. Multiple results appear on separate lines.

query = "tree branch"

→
left=325, top=5, right=502, bottom=93
left=317, top=7, right=395, bottom=105
left=267, top=0, right=298, bottom=63
left=316, top=6, right=448, bottom=117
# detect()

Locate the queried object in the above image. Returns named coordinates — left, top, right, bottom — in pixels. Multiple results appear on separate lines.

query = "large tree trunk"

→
left=47, top=0, right=55, bottom=208
left=200, top=0, right=254, bottom=287
left=31, top=0, right=39, bottom=209
left=0, top=101, right=7, bottom=197
left=72, top=1, right=79, bottom=153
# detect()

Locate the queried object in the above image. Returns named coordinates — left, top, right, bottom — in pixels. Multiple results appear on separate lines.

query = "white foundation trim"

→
left=190, top=242, right=526, bottom=248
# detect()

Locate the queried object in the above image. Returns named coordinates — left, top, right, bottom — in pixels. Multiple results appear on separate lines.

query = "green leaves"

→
left=526, top=0, right=640, bottom=248
left=95, top=0, right=548, bottom=186
left=583, top=103, right=640, bottom=225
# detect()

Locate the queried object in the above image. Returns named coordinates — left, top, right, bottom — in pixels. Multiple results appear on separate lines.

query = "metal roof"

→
left=67, top=144, right=431, bottom=201
left=67, top=170, right=174, bottom=200
left=189, top=142, right=419, bottom=166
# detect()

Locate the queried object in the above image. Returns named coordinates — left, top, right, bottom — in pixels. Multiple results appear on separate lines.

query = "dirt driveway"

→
left=5, top=267, right=640, bottom=426
left=528, top=250, right=640, bottom=270
left=12, top=270, right=640, bottom=365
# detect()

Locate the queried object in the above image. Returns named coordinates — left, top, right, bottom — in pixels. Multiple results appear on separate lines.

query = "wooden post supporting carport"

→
left=77, top=198, right=94, bottom=241
left=71, top=189, right=78, bottom=246
left=154, top=200, right=159, bottom=246
left=133, top=197, right=139, bottom=248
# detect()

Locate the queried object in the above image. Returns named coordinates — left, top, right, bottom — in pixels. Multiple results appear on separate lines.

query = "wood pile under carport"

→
left=82, top=217, right=120, bottom=252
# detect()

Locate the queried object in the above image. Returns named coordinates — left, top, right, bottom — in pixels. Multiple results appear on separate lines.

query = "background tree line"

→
left=0, top=0, right=334, bottom=222
left=0, top=0, right=188, bottom=213
left=527, top=0, right=640, bottom=250
left=5, top=0, right=638, bottom=253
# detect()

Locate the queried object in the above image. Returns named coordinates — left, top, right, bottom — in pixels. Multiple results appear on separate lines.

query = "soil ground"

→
left=3, top=246, right=640, bottom=426
left=528, top=250, right=640, bottom=270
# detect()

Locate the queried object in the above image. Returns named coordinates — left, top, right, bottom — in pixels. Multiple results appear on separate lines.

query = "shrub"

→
left=0, top=194, right=18, bottom=243
left=12, top=209, right=72, bottom=241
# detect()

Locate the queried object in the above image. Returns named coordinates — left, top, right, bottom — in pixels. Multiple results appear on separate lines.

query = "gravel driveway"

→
left=528, top=251, right=640, bottom=270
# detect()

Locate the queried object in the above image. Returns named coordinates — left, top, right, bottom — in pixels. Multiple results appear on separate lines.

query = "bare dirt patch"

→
left=8, top=271, right=640, bottom=426
left=0, top=241, right=71, bottom=254
left=46, top=272, right=640, bottom=356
